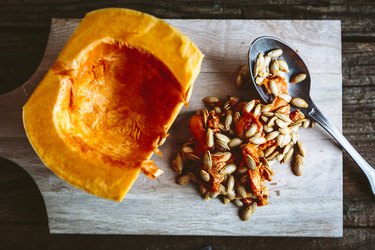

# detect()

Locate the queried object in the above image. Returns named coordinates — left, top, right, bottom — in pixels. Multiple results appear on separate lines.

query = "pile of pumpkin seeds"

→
left=172, top=94, right=313, bottom=221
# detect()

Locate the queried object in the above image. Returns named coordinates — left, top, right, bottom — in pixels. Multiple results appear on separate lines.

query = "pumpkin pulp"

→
left=54, top=41, right=183, bottom=168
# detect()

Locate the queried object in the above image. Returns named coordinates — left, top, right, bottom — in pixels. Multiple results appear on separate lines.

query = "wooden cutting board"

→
left=0, top=18, right=342, bottom=237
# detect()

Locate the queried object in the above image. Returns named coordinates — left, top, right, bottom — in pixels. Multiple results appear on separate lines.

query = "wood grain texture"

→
left=0, top=18, right=343, bottom=236
left=0, top=1, right=373, bottom=40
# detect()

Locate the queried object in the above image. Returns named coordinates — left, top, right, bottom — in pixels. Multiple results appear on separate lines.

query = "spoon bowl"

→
left=248, top=36, right=313, bottom=113
left=248, top=36, right=375, bottom=196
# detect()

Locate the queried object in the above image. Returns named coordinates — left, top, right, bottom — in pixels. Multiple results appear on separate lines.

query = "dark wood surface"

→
left=0, top=1, right=374, bottom=249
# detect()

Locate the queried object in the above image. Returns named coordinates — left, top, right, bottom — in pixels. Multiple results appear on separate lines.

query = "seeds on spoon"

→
left=290, top=73, right=306, bottom=84
left=277, top=59, right=289, bottom=72
left=291, top=97, right=309, bottom=108
left=267, top=48, right=283, bottom=58
left=269, top=79, right=279, bottom=96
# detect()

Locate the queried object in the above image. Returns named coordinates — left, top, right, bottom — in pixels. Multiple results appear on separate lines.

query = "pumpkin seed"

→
left=203, top=192, right=211, bottom=201
left=228, top=137, right=243, bottom=148
left=186, top=153, right=201, bottom=162
left=206, top=128, right=214, bottom=148
left=240, top=64, right=249, bottom=77
left=203, top=150, right=212, bottom=170
left=218, top=123, right=226, bottom=131
left=223, top=100, right=231, bottom=110
left=276, top=105, right=290, bottom=114
left=293, top=118, right=306, bottom=125
left=199, top=185, right=207, bottom=195
left=263, top=125, right=274, bottom=133
left=266, top=151, right=279, bottom=161
left=233, top=111, right=241, bottom=124
left=289, top=123, right=302, bottom=132
left=243, top=100, right=256, bottom=113
left=221, top=163, right=237, bottom=175
left=245, top=154, right=257, bottom=170
left=278, top=127, right=290, bottom=135
left=240, top=202, right=257, bottom=221
left=262, top=186, right=270, bottom=197
left=200, top=170, right=210, bottom=182
left=262, top=111, right=274, bottom=117
left=223, top=196, right=231, bottom=204
left=282, top=143, right=292, bottom=155
left=297, top=140, right=306, bottom=156
left=235, top=183, right=247, bottom=199
left=290, top=73, right=307, bottom=84
left=264, top=55, right=271, bottom=67
left=276, top=153, right=284, bottom=162
left=254, top=53, right=265, bottom=76
left=237, top=165, right=248, bottom=174
left=291, top=97, right=309, bottom=108
left=293, top=156, right=304, bottom=176
left=277, top=59, right=289, bottom=72
left=219, top=184, right=227, bottom=195
left=261, top=104, right=273, bottom=112
left=220, top=152, right=232, bottom=162
left=269, top=79, right=279, bottom=96
left=173, top=153, right=184, bottom=174
left=264, top=145, right=276, bottom=157
left=181, top=146, right=194, bottom=156
left=311, top=121, right=316, bottom=128
left=266, top=131, right=280, bottom=141
left=215, top=133, right=230, bottom=144
left=303, top=118, right=311, bottom=128
left=249, top=136, right=267, bottom=145
left=201, top=108, right=209, bottom=128
left=260, top=156, right=270, bottom=169
left=268, top=116, right=278, bottom=127
left=261, top=115, right=269, bottom=123
left=203, top=96, right=220, bottom=106
left=253, top=104, right=261, bottom=117
left=233, top=199, right=244, bottom=208
left=225, top=109, right=233, bottom=116
left=209, top=191, right=220, bottom=199
left=245, top=123, right=258, bottom=138
left=275, top=118, right=289, bottom=128
left=267, top=48, right=283, bottom=58
left=255, top=76, right=265, bottom=85
left=225, top=114, right=233, bottom=131
left=276, top=134, right=285, bottom=146
left=239, top=174, right=248, bottom=185
left=177, top=174, right=191, bottom=185
left=214, top=106, right=222, bottom=114
left=227, top=175, right=235, bottom=192
left=275, top=113, right=292, bottom=123
left=236, top=74, right=244, bottom=88
left=216, top=139, right=230, bottom=151
left=282, top=133, right=292, bottom=147
left=291, top=131, right=298, bottom=144
left=279, top=93, right=292, bottom=103
left=283, top=147, right=294, bottom=163
left=295, top=153, right=304, bottom=164
left=270, top=59, right=279, bottom=75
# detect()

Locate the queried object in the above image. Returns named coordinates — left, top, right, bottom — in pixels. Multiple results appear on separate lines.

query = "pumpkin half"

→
left=23, top=8, right=204, bottom=201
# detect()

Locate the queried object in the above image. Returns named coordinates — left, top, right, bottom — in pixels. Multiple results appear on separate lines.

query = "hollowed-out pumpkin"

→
left=23, top=8, right=204, bottom=201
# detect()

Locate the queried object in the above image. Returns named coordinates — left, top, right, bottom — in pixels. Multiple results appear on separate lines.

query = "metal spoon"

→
left=248, top=36, right=375, bottom=195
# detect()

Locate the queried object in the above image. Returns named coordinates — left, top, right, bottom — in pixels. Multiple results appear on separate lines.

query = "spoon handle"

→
left=308, top=107, right=375, bottom=196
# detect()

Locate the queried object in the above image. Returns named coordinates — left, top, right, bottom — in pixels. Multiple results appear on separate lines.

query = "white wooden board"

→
left=0, top=18, right=342, bottom=236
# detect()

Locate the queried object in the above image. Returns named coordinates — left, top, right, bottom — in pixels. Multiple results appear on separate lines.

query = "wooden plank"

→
left=0, top=1, right=373, bottom=40
left=0, top=224, right=374, bottom=250
left=0, top=19, right=343, bottom=236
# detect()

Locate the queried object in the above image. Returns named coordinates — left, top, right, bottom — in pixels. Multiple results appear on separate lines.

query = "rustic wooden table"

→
left=0, top=1, right=374, bottom=249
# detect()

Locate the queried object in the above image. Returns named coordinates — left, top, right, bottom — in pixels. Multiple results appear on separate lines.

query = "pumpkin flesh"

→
left=54, top=42, right=183, bottom=168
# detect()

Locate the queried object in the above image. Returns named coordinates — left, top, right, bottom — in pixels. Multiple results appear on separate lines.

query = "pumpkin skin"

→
left=22, top=8, right=204, bottom=201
